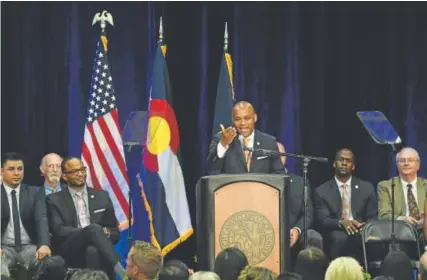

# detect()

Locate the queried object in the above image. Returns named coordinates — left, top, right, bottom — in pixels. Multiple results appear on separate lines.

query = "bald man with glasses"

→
left=40, top=153, right=63, bottom=195
left=378, top=147, right=427, bottom=225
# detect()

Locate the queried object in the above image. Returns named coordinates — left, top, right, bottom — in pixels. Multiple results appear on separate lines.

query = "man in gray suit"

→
left=1, top=152, right=51, bottom=269
left=47, top=156, right=125, bottom=279
left=207, top=101, right=284, bottom=175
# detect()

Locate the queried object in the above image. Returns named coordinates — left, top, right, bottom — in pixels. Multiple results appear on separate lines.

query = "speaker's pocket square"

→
left=257, top=156, right=269, bottom=160
left=94, top=208, right=106, bottom=213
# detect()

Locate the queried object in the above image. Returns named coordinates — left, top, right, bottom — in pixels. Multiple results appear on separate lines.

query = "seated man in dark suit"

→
left=207, top=101, right=283, bottom=174
left=46, top=156, right=125, bottom=279
left=1, top=152, right=51, bottom=272
left=314, top=148, right=377, bottom=261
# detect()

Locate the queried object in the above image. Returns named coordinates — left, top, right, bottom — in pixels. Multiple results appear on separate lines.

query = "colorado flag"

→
left=139, top=43, right=193, bottom=256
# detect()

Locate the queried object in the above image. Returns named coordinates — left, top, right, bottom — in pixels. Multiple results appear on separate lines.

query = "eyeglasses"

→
left=63, top=167, right=87, bottom=174
left=397, top=158, right=419, bottom=164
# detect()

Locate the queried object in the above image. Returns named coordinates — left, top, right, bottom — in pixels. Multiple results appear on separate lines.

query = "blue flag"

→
left=212, top=51, right=235, bottom=137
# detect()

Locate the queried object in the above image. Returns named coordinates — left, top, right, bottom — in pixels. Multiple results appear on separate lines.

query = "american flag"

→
left=81, top=35, right=130, bottom=230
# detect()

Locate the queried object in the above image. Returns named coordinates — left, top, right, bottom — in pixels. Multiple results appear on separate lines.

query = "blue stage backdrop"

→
left=2, top=1, right=427, bottom=268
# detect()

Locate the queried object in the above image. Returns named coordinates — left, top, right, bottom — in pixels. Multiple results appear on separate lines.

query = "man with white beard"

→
left=40, top=153, right=63, bottom=195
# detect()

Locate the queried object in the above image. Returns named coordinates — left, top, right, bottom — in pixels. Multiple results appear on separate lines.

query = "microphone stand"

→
left=246, top=147, right=328, bottom=249
left=124, top=143, right=137, bottom=251
left=390, top=144, right=398, bottom=250
left=302, top=158, right=310, bottom=249
left=128, top=190, right=133, bottom=250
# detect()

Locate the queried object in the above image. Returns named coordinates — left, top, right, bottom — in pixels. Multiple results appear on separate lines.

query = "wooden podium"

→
left=196, top=174, right=289, bottom=274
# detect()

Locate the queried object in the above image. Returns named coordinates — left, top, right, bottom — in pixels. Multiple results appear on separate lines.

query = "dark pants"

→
left=57, top=224, right=118, bottom=279
left=326, top=230, right=363, bottom=262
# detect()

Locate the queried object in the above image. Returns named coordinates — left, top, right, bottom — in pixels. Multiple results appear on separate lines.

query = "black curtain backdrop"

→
left=2, top=1, right=427, bottom=266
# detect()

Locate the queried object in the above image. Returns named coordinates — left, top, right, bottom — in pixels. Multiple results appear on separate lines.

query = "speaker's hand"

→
left=290, top=228, right=299, bottom=247
left=219, top=124, right=237, bottom=148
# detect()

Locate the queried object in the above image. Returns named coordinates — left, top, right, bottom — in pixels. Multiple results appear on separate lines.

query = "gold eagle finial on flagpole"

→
left=92, top=10, right=114, bottom=33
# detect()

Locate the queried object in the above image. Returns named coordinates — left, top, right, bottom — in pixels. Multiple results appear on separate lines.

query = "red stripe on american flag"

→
left=87, top=123, right=129, bottom=217
left=97, top=113, right=129, bottom=185
left=81, top=141, right=103, bottom=190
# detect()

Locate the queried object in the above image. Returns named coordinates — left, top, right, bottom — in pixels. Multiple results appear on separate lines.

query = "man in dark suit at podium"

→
left=206, top=101, right=321, bottom=268
left=207, top=101, right=283, bottom=175
left=314, top=148, right=377, bottom=261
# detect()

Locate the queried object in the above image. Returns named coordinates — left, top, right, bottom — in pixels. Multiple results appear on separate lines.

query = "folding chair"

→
left=361, top=220, right=421, bottom=275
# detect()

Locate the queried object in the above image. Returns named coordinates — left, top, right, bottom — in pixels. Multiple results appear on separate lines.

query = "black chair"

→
left=361, top=220, right=421, bottom=275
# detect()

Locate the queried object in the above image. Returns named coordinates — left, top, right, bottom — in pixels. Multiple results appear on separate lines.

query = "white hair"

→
left=189, top=271, right=221, bottom=280
left=325, top=257, right=363, bottom=280
left=395, top=147, right=420, bottom=162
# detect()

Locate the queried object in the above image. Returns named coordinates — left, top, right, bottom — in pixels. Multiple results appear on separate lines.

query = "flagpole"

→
left=92, top=11, right=136, bottom=254
left=224, top=22, right=228, bottom=52
left=159, top=17, right=164, bottom=45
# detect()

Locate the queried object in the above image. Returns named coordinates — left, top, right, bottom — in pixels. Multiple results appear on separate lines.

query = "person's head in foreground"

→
left=380, top=250, right=413, bottom=280
left=275, top=272, right=302, bottom=280
left=419, top=252, right=427, bottom=280
left=189, top=271, right=220, bottom=280
left=238, top=265, right=277, bottom=280
left=69, top=269, right=109, bottom=280
left=214, top=247, right=249, bottom=280
left=158, top=259, right=190, bottom=280
left=294, top=246, right=329, bottom=280
left=325, top=257, right=364, bottom=280
left=125, top=241, right=162, bottom=280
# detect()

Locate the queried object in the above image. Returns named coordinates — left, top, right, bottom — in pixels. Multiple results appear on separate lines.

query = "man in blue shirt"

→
left=40, top=153, right=63, bottom=195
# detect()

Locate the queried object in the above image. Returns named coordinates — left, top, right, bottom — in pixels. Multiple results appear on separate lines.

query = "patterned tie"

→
left=407, top=184, right=420, bottom=220
left=75, top=192, right=90, bottom=228
left=52, top=187, right=57, bottom=193
left=341, top=184, right=351, bottom=220
left=243, top=138, right=252, bottom=172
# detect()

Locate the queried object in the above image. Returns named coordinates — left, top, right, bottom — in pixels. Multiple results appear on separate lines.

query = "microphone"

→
left=250, top=147, right=329, bottom=163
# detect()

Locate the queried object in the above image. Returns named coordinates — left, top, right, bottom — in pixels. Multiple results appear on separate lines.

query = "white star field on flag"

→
left=86, top=44, right=117, bottom=124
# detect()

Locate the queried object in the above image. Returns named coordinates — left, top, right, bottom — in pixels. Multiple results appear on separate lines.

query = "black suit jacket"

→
left=1, top=184, right=50, bottom=248
left=314, top=177, right=377, bottom=232
left=46, top=187, right=119, bottom=248
left=287, top=174, right=314, bottom=232
left=207, top=129, right=284, bottom=174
